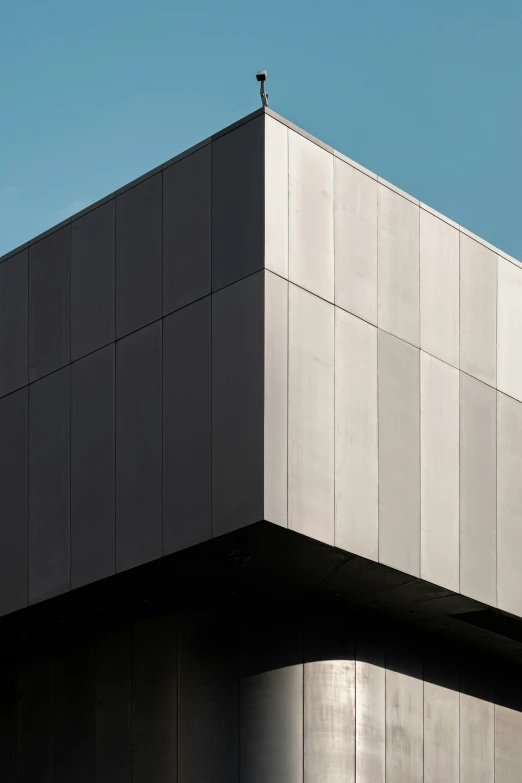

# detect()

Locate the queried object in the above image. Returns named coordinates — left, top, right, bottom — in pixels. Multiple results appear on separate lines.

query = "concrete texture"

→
left=288, top=283, right=334, bottom=544
left=289, top=128, right=334, bottom=302
left=335, top=308, right=378, bottom=560
left=460, top=233, right=497, bottom=387
left=378, top=330, right=420, bottom=577
left=377, top=184, right=420, bottom=346
left=334, top=157, right=377, bottom=324
left=420, top=209, right=459, bottom=368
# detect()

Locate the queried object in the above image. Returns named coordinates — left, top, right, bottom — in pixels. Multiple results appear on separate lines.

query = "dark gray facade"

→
left=2, top=107, right=522, bottom=781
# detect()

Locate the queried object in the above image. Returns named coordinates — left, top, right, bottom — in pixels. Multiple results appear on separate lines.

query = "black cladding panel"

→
left=163, top=145, right=211, bottom=314
left=116, top=173, right=162, bottom=339
left=71, top=200, right=115, bottom=360
left=212, top=273, right=264, bottom=536
left=29, top=226, right=71, bottom=381
left=0, top=250, right=28, bottom=398
left=212, top=116, right=265, bottom=291
left=71, top=344, right=115, bottom=589
left=29, top=366, right=71, bottom=604
left=116, top=321, right=162, bottom=572
left=0, top=387, right=28, bottom=616
left=163, top=297, right=211, bottom=555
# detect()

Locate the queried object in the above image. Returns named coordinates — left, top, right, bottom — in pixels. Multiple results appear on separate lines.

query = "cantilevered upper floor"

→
left=1, top=107, right=522, bottom=626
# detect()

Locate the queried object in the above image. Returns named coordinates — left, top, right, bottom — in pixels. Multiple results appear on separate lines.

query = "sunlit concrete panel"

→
left=304, top=622, right=355, bottom=782
left=420, top=353, right=459, bottom=592
left=460, top=234, right=497, bottom=386
left=240, top=613, right=303, bottom=783
left=497, top=392, right=522, bottom=617
left=385, top=666, right=423, bottom=783
left=377, top=184, right=420, bottom=346
left=378, top=330, right=420, bottom=577
left=335, top=309, right=378, bottom=560
left=420, top=209, right=459, bottom=368
left=288, top=130, right=334, bottom=302
left=288, top=285, right=334, bottom=544
left=460, top=373, right=497, bottom=606
left=460, top=695, right=494, bottom=783
left=495, top=705, right=522, bottom=783
left=424, top=682, right=459, bottom=783
left=264, top=271, right=288, bottom=527
left=355, top=639, right=385, bottom=783
left=334, top=158, right=377, bottom=324
left=265, top=116, right=288, bottom=279
left=497, top=257, right=522, bottom=402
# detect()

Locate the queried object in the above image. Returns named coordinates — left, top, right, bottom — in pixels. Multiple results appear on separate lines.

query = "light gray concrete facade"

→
left=260, top=110, right=522, bottom=619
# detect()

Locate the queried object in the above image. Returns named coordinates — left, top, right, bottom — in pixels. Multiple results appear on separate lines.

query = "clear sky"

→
left=1, top=0, right=521, bottom=260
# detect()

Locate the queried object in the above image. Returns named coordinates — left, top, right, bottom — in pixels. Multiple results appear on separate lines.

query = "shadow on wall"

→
left=4, top=606, right=522, bottom=782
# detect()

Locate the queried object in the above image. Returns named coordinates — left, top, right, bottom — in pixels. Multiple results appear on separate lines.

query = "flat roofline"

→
left=1, top=106, right=520, bottom=269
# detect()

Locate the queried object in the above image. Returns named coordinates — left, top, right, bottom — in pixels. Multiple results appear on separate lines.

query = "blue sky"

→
left=1, top=0, right=521, bottom=259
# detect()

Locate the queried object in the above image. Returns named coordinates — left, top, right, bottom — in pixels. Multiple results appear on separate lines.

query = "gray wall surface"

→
left=261, top=113, right=522, bottom=620
left=0, top=607, right=520, bottom=783
left=2, top=108, right=522, bottom=624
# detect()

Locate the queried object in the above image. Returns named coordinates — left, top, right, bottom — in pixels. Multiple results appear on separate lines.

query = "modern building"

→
left=1, top=106, right=522, bottom=781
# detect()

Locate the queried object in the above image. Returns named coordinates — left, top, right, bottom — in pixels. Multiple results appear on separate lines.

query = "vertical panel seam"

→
left=114, top=196, right=118, bottom=575
left=69, top=220, right=72, bottom=592
left=332, top=156, right=336, bottom=548
left=287, top=126, right=290, bottom=533
left=495, top=255, right=499, bottom=610
left=210, top=140, right=214, bottom=539
left=161, top=170, right=165, bottom=557
left=377, top=185, right=380, bottom=564
left=27, top=244, right=30, bottom=604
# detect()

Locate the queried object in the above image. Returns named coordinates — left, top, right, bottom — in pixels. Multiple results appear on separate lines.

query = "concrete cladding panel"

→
left=459, top=233, right=497, bottom=386
left=420, top=209, right=459, bottom=368
left=288, top=284, right=334, bottom=544
left=460, top=694, right=494, bottom=783
left=264, top=271, right=288, bottom=527
left=495, top=705, right=522, bottom=783
left=335, top=309, right=378, bottom=559
left=460, top=372, right=497, bottom=606
left=304, top=617, right=355, bottom=782
left=377, top=184, right=420, bottom=346
left=424, top=680, right=459, bottom=783
left=385, top=651, right=423, bottom=783
left=497, top=391, right=522, bottom=617
left=240, top=611, right=303, bottom=783
left=378, top=329, right=420, bottom=576
left=334, top=157, right=378, bottom=324
left=355, top=637, right=385, bottom=783
left=420, top=352, right=459, bottom=592
left=0, top=249, right=28, bottom=397
left=497, top=256, right=522, bottom=402
left=288, top=129, right=334, bottom=302
left=264, top=115, right=288, bottom=278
